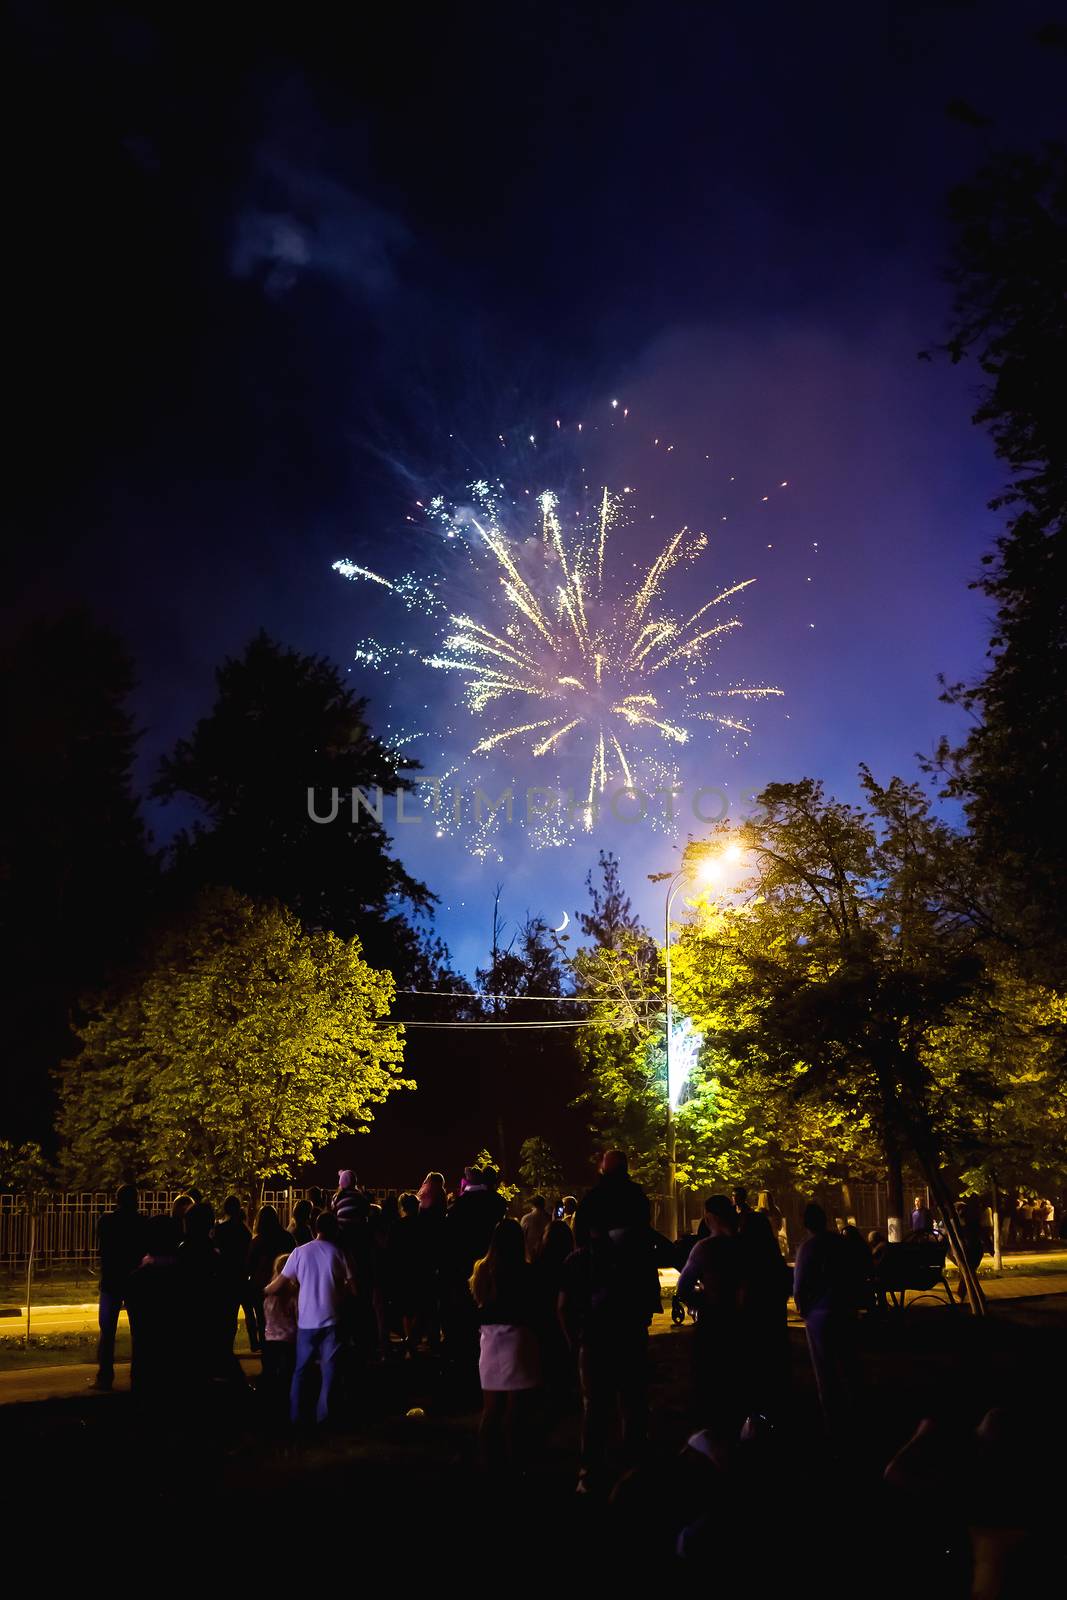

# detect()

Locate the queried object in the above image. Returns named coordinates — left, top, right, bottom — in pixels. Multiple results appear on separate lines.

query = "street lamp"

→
left=651, top=838, right=743, bottom=1235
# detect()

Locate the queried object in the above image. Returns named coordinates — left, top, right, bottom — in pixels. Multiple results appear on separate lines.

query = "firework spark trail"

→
left=334, top=478, right=783, bottom=836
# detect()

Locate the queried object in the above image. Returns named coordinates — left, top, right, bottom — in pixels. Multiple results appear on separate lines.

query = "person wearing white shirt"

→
left=266, top=1211, right=352, bottom=1424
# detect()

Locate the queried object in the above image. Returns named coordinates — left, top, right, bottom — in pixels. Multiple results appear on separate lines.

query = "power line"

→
left=394, top=988, right=659, bottom=1006
left=382, top=1018, right=595, bottom=1029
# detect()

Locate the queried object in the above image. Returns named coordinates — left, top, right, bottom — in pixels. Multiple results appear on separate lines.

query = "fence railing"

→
left=0, top=1188, right=397, bottom=1275
left=1, top=1179, right=918, bottom=1275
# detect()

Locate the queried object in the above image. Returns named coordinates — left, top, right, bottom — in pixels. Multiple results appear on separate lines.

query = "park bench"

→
left=876, top=1241, right=956, bottom=1311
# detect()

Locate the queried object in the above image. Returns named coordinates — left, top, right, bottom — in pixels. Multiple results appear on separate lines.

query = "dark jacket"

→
left=574, top=1172, right=651, bottom=1246
left=446, top=1185, right=507, bottom=1275
left=98, top=1208, right=150, bottom=1293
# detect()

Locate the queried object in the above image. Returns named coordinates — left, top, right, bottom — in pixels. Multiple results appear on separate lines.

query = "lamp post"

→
left=651, top=839, right=742, bottom=1236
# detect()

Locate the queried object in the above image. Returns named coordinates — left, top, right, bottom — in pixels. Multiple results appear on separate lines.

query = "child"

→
left=261, top=1250, right=297, bottom=1411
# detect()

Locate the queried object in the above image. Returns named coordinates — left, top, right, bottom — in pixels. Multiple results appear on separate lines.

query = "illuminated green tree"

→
left=56, top=888, right=407, bottom=1200
left=926, top=964, right=1067, bottom=1197
left=518, top=1136, right=564, bottom=1197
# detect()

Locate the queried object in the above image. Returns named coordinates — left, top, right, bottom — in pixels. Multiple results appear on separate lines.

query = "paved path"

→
left=0, top=1353, right=261, bottom=1406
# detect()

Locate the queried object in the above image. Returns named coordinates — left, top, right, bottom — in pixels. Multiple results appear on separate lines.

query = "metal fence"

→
left=1, top=1179, right=925, bottom=1276
left=0, top=1187, right=395, bottom=1275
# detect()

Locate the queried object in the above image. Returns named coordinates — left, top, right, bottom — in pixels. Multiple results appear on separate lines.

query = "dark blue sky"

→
left=8, top=3, right=1065, bottom=977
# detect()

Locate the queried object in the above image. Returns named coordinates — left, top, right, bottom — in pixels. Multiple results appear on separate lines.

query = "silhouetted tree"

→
left=930, top=137, right=1067, bottom=981
left=153, top=632, right=459, bottom=988
left=0, top=612, right=152, bottom=1141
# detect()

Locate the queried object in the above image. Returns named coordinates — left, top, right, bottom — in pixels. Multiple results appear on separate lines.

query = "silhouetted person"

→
left=739, top=1200, right=792, bottom=1426
left=840, top=1223, right=876, bottom=1312
left=520, top=1195, right=552, bottom=1261
left=533, top=1220, right=576, bottom=1402
left=177, top=1200, right=230, bottom=1384
left=248, top=1205, right=294, bottom=1355
left=444, top=1165, right=508, bottom=1375
left=417, top=1170, right=447, bottom=1211
left=793, top=1202, right=861, bottom=1434
left=416, top=1176, right=447, bottom=1348
left=562, top=1151, right=659, bottom=1492
left=164, top=1192, right=194, bottom=1252
left=956, top=1196, right=987, bottom=1301
left=214, top=1194, right=256, bottom=1352
left=288, top=1198, right=315, bottom=1245
left=126, top=1216, right=181, bottom=1408
left=574, top=1148, right=652, bottom=1244
left=90, top=1183, right=149, bottom=1391
left=332, top=1168, right=374, bottom=1354
left=677, top=1196, right=745, bottom=1454
left=390, top=1192, right=430, bottom=1355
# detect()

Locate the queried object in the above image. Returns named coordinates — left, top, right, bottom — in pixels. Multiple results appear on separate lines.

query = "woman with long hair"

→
left=247, top=1205, right=294, bottom=1353
left=288, top=1198, right=314, bottom=1246
left=469, top=1218, right=541, bottom=1471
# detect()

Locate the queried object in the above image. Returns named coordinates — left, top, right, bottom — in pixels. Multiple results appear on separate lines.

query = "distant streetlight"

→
left=650, top=837, right=745, bottom=1235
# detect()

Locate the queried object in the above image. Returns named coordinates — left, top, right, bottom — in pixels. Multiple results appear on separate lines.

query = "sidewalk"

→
left=0, top=1352, right=261, bottom=1406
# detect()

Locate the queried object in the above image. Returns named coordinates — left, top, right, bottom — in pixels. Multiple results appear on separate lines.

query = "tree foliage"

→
left=569, top=853, right=665, bottom=1188
left=681, top=771, right=991, bottom=1203
left=56, top=888, right=407, bottom=1196
left=517, top=1135, right=563, bottom=1196
left=931, top=138, right=1067, bottom=979
left=153, top=633, right=461, bottom=992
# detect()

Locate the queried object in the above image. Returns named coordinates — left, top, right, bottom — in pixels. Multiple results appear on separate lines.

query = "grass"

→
left=0, top=1272, right=99, bottom=1308
left=0, top=1300, right=1063, bottom=1584
left=0, top=1329, right=130, bottom=1371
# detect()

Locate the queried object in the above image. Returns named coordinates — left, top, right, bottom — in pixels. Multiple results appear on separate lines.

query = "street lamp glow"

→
left=668, top=1016, right=703, bottom=1109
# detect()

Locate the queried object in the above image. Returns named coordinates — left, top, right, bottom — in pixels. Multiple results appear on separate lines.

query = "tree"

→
left=929, top=138, right=1067, bottom=980
left=153, top=632, right=459, bottom=988
left=677, top=776, right=993, bottom=1308
left=578, top=850, right=646, bottom=949
left=672, top=903, right=883, bottom=1196
left=518, top=1135, right=563, bottom=1197
left=0, top=1141, right=54, bottom=1191
left=925, top=963, right=1067, bottom=1202
left=475, top=894, right=565, bottom=1020
left=0, top=612, right=152, bottom=1142
left=570, top=854, right=665, bottom=1188
left=56, top=887, right=407, bottom=1199
left=468, top=1148, right=519, bottom=1204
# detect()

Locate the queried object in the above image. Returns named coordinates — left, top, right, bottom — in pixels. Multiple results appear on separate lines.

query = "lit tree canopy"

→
left=56, top=888, right=407, bottom=1197
left=518, top=1136, right=564, bottom=1196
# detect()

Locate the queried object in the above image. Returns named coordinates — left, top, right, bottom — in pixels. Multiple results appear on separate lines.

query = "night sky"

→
left=8, top=4, right=1066, bottom=979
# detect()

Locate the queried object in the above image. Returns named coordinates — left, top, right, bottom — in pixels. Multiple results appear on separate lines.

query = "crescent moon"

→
left=553, top=912, right=570, bottom=933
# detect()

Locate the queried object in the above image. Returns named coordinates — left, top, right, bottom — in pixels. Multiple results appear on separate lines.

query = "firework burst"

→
left=335, top=480, right=782, bottom=836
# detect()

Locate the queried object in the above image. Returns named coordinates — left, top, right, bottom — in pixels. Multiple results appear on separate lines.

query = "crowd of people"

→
left=89, top=1159, right=1049, bottom=1497
left=90, top=1159, right=870, bottom=1483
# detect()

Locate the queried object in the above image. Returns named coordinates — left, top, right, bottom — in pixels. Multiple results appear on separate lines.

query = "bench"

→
left=876, top=1242, right=956, bottom=1311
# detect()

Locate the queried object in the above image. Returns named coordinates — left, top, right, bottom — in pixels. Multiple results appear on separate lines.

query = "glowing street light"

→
left=650, top=835, right=745, bottom=1234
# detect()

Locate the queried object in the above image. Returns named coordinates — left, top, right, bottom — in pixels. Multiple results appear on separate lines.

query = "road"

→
left=4, top=1250, right=1065, bottom=1337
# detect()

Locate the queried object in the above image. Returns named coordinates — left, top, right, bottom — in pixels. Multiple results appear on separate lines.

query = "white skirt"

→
left=478, top=1323, right=541, bottom=1392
